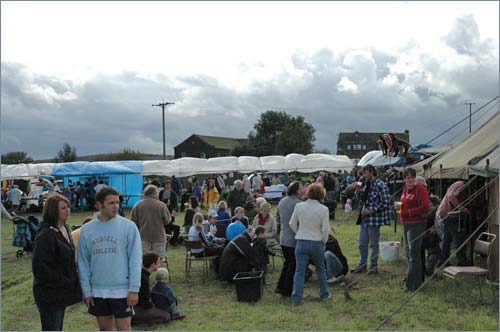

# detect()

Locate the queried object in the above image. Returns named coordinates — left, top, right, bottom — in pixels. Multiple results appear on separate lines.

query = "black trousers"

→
left=276, top=245, right=296, bottom=297
left=38, top=305, right=65, bottom=331
left=165, top=222, right=180, bottom=245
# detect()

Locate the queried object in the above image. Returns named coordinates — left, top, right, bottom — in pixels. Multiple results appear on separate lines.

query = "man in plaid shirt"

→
left=351, top=164, right=393, bottom=274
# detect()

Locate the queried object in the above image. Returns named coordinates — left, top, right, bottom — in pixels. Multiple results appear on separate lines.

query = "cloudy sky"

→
left=1, top=1, right=499, bottom=159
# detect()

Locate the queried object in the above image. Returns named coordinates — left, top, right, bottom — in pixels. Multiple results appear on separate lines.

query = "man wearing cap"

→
left=351, top=164, right=393, bottom=275
left=203, top=211, right=226, bottom=246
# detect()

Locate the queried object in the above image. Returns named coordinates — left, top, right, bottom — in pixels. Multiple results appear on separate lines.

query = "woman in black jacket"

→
left=32, top=193, right=82, bottom=331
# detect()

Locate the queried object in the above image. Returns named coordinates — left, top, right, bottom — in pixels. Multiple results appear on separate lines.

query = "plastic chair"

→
left=443, top=232, right=497, bottom=304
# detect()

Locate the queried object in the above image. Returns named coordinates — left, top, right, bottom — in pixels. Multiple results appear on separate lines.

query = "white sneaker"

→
left=327, top=277, right=339, bottom=284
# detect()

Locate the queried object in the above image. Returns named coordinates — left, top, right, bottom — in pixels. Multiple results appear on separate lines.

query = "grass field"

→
left=1, top=205, right=498, bottom=331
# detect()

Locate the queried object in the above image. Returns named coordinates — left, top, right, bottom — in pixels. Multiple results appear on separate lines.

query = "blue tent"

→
left=53, top=161, right=144, bottom=207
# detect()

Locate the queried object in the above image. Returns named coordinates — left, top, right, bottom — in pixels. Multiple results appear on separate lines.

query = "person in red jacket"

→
left=399, top=167, right=430, bottom=292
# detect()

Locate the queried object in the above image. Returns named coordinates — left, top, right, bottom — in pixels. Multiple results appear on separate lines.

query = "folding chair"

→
left=443, top=232, right=497, bottom=304
left=184, top=240, right=218, bottom=282
left=162, top=234, right=172, bottom=284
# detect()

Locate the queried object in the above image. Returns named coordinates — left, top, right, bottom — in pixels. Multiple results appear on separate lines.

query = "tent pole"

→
left=393, top=170, right=397, bottom=234
left=439, top=164, right=443, bottom=198
left=485, top=159, right=490, bottom=201
left=123, top=174, right=127, bottom=196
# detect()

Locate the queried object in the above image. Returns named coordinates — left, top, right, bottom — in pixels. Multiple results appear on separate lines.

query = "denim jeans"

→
left=325, top=251, right=343, bottom=279
left=403, top=222, right=425, bottom=291
left=292, top=240, right=329, bottom=305
left=440, top=218, right=468, bottom=266
left=37, top=305, right=65, bottom=331
left=358, top=225, right=380, bottom=269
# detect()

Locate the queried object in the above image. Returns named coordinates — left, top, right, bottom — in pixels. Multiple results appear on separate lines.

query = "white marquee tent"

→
left=357, top=151, right=404, bottom=167
left=296, top=154, right=354, bottom=173
left=1, top=153, right=356, bottom=179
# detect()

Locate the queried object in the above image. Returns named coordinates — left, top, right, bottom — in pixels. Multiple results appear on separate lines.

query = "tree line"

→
left=1, top=144, right=147, bottom=164
left=2, top=110, right=322, bottom=164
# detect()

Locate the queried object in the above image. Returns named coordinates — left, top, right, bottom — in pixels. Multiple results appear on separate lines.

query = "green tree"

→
left=232, top=143, right=257, bottom=157
left=94, top=149, right=146, bottom=161
left=1, top=151, right=34, bottom=164
left=54, top=142, right=77, bottom=162
left=249, top=111, right=316, bottom=156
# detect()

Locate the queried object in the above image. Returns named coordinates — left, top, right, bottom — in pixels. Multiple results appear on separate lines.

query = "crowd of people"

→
left=29, top=164, right=487, bottom=331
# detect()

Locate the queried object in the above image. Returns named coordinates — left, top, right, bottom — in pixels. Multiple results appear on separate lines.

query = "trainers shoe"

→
left=172, top=314, right=186, bottom=320
left=351, top=265, right=367, bottom=274
left=321, top=293, right=332, bottom=302
left=327, top=276, right=339, bottom=284
left=368, top=267, right=378, bottom=274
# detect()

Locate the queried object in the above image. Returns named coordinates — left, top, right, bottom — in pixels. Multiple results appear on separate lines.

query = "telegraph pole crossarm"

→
left=152, top=101, right=175, bottom=160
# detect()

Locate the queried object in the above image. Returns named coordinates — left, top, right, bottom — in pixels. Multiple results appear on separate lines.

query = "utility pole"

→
left=464, top=102, right=475, bottom=133
left=152, top=101, right=175, bottom=160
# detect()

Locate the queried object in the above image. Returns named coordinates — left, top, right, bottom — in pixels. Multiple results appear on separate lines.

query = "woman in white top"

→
left=289, top=183, right=330, bottom=305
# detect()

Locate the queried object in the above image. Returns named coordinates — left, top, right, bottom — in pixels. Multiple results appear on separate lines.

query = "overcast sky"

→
left=1, top=1, right=499, bottom=159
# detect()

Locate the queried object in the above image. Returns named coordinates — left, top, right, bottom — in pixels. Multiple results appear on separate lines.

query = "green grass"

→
left=1, top=205, right=498, bottom=331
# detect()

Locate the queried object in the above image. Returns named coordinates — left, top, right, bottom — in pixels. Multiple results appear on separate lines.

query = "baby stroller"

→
left=12, top=215, right=40, bottom=258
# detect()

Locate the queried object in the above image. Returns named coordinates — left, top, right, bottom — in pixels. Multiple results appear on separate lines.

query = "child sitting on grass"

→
left=151, top=268, right=186, bottom=320
left=132, top=252, right=170, bottom=326
left=252, top=225, right=276, bottom=285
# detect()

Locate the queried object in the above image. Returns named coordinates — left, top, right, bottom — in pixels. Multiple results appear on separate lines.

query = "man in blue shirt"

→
left=78, top=187, right=142, bottom=332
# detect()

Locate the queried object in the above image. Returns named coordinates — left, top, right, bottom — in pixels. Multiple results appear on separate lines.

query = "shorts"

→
left=88, top=297, right=133, bottom=318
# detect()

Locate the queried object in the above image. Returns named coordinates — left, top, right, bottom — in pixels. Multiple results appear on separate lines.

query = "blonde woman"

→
left=188, top=212, right=224, bottom=258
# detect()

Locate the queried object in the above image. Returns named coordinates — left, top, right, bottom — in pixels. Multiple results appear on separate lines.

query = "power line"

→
left=424, top=96, right=499, bottom=146
left=445, top=100, right=499, bottom=144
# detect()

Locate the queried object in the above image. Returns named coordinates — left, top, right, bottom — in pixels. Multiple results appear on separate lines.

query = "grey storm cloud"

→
left=443, top=14, right=481, bottom=56
left=1, top=15, right=498, bottom=160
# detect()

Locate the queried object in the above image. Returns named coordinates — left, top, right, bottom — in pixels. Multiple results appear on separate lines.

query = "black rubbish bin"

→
left=233, top=271, right=264, bottom=302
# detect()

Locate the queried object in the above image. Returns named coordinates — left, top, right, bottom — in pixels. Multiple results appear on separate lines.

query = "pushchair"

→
left=12, top=215, right=40, bottom=258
